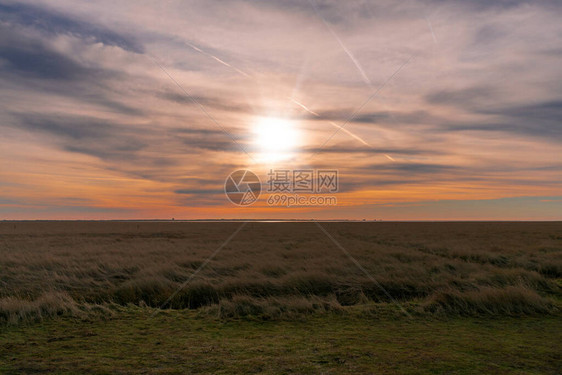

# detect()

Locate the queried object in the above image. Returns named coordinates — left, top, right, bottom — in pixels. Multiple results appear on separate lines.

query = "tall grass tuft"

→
left=208, top=295, right=343, bottom=320
left=0, top=292, right=79, bottom=325
left=423, top=286, right=555, bottom=316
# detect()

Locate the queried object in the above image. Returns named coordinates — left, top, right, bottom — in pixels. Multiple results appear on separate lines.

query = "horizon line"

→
left=2, top=219, right=561, bottom=223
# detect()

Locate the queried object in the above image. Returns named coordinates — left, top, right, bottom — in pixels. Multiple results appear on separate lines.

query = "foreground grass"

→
left=1, top=307, right=560, bottom=374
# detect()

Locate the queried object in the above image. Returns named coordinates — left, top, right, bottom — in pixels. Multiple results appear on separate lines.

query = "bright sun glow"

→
left=253, top=117, right=300, bottom=163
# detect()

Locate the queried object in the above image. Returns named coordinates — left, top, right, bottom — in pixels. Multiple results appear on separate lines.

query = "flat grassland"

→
left=0, top=221, right=561, bottom=373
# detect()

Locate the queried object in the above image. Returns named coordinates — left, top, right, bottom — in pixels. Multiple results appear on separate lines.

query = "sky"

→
left=0, top=0, right=561, bottom=220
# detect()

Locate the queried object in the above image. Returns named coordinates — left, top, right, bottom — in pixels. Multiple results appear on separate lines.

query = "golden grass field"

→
left=1, top=221, right=560, bottom=322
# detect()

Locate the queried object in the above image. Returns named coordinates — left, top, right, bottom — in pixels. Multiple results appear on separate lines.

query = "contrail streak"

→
left=290, top=97, right=320, bottom=117
left=330, top=31, right=372, bottom=87
left=185, top=41, right=250, bottom=77
left=384, top=154, right=395, bottom=162
left=290, top=54, right=311, bottom=106
left=426, top=18, right=437, bottom=44
left=333, top=122, right=370, bottom=147
left=290, top=98, right=377, bottom=151
left=309, top=0, right=372, bottom=88
left=308, top=51, right=416, bottom=161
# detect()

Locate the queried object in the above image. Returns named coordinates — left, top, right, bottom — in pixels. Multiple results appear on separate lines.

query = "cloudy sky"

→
left=1, top=0, right=561, bottom=220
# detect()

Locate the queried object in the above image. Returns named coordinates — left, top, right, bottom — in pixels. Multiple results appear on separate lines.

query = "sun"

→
left=253, top=116, right=300, bottom=163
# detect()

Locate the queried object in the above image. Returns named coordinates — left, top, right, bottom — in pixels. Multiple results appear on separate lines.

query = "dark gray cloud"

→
left=421, top=0, right=562, bottom=11
left=424, top=85, right=562, bottom=140
left=0, top=26, right=144, bottom=116
left=0, top=2, right=143, bottom=53
left=327, top=162, right=461, bottom=193
left=438, top=121, right=562, bottom=140
left=0, top=27, right=90, bottom=81
left=313, top=108, right=442, bottom=126
left=485, top=101, right=562, bottom=123
left=13, top=114, right=122, bottom=141
left=185, top=139, right=243, bottom=152
left=240, top=0, right=562, bottom=29
left=9, top=113, right=151, bottom=161
left=172, top=127, right=225, bottom=136
left=244, top=0, right=374, bottom=25
left=425, top=86, right=497, bottom=109
left=161, top=92, right=252, bottom=114
left=0, top=1, right=153, bottom=123
left=434, top=101, right=562, bottom=140
left=540, top=47, right=562, bottom=56
left=311, top=109, right=392, bottom=124
left=472, top=24, right=506, bottom=47
left=172, top=125, right=246, bottom=153
left=303, top=145, right=433, bottom=156
left=6, top=112, right=243, bottom=170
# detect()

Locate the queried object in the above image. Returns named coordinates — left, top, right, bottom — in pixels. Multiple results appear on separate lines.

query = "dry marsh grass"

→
left=0, top=221, right=560, bottom=324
